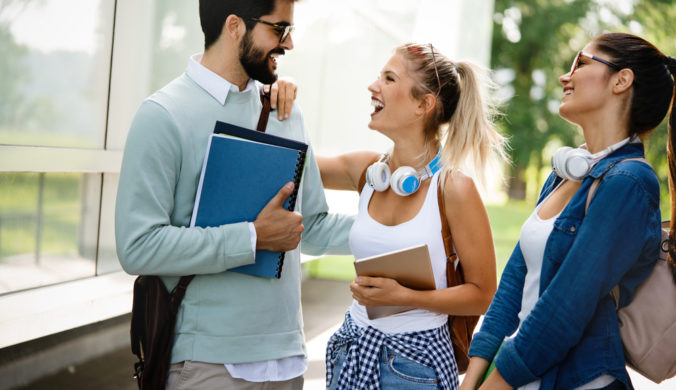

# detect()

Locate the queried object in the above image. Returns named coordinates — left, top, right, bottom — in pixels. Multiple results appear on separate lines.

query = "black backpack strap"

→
left=170, top=275, right=195, bottom=314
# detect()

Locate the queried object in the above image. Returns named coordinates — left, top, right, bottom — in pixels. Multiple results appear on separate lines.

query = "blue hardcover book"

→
left=190, top=128, right=307, bottom=278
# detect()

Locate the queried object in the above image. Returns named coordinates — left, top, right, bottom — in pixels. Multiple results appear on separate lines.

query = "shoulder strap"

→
left=585, top=157, right=651, bottom=213
left=438, top=176, right=479, bottom=373
left=584, top=157, right=652, bottom=309
left=437, top=183, right=456, bottom=261
left=170, top=275, right=196, bottom=314
left=256, top=91, right=272, bottom=133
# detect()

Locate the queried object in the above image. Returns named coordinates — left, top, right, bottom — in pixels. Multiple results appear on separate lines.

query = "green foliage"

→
left=0, top=173, right=81, bottom=257
left=492, top=0, right=592, bottom=186
left=492, top=0, right=676, bottom=211
left=0, top=23, right=28, bottom=129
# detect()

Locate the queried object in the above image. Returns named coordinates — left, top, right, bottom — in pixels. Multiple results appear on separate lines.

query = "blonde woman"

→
left=318, top=43, right=508, bottom=390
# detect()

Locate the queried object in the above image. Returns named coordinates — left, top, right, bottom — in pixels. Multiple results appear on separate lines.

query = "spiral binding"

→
left=274, top=150, right=307, bottom=278
left=286, top=150, right=306, bottom=212
left=275, top=262, right=282, bottom=278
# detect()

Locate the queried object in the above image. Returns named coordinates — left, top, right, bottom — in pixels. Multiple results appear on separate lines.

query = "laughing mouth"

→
left=269, top=49, right=285, bottom=66
left=371, top=98, right=384, bottom=114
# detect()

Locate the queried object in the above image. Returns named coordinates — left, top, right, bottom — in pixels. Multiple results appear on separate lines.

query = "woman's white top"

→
left=515, top=184, right=614, bottom=390
left=348, top=172, right=449, bottom=334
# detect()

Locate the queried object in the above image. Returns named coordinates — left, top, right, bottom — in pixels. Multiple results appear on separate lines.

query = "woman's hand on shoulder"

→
left=317, top=151, right=380, bottom=191
left=264, top=77, right=297, bottom=121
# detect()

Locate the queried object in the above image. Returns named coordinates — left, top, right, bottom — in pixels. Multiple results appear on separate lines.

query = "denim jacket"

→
left=469, top=143, right=661, bottom=389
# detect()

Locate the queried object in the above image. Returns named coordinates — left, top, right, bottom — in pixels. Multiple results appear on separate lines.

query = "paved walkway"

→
left=14, top=278, right=676, bottom=389
left=15, top=278, right=352, bottom=390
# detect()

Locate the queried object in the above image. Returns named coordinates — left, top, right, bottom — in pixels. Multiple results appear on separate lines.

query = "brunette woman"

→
left=461, top=33, right=676, bottom=390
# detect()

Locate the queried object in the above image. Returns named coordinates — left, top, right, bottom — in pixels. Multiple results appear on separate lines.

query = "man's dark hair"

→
left=199, top=0, right=277, bottom=50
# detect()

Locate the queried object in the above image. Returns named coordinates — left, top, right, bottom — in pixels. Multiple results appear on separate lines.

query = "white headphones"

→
left=366, top=150, right=442, bottom=196
left=551, top=136, right=634, bottom=182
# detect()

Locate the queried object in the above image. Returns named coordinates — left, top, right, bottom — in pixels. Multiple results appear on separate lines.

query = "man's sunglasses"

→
left=250, top=18, right=294, bottom=44
left=570, top=51, right=621, bottom=76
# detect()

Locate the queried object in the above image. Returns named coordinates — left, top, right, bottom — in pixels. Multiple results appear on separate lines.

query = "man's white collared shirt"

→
left=185, top=53, right=307, bottom=382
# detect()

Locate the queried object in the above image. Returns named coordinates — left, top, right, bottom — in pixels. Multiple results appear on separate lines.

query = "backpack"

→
left=585, top=157, right=676, bottom=383
left=358, top=166, right=479, bottom=374
left=130, top=275, right=194, bottom=389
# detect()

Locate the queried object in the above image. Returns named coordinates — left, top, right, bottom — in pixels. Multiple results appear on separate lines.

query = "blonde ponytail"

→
left=440, top=61, right=509, bottom=190
left=395, top=43, right=509, bottom=190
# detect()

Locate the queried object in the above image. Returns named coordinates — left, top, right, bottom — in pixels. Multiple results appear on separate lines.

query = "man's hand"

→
left=264, top=78, right=298, bottom=120
left=254, top=182, right=304, bottom=252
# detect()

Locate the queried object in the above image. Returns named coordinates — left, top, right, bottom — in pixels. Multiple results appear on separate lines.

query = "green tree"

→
left=492, top=0, right=596, bottom=200
left=0, top=0, right=47, bottom=132
left=0, top=8, right=28, bottom=129
left=492, top=0, right=676, bottom=202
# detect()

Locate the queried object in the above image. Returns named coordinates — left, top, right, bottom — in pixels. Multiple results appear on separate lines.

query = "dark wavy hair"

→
left=593, top=33, right=676, bottom=279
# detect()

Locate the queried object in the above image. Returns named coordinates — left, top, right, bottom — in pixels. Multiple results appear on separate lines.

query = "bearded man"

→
left=115, top=1, right=353, bottom=388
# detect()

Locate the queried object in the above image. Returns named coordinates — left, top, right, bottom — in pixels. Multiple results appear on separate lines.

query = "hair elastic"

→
left=666, top=56, right=676, bottom=75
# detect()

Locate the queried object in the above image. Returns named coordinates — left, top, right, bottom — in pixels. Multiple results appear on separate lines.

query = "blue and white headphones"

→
left=366, top=150, right=442, bottom=196
left=552, top=136, right=634, bottom=182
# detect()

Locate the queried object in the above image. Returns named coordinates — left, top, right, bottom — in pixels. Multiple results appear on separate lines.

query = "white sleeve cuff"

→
left=248, top=222, right=257, bottom=259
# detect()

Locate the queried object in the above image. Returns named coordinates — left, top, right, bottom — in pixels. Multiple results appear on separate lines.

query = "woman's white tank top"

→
left=348, top=172, right=449, bottom=334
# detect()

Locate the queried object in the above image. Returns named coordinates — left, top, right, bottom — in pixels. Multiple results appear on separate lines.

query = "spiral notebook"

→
left=190, top=122, right=307, bottom=278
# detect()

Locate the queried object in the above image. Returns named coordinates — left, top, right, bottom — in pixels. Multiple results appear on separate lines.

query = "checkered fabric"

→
left=326, top=311, right=459, bottom=389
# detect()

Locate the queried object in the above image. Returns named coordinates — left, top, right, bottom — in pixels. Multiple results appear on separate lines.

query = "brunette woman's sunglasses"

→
left=570, top=51, right=621, bottom=76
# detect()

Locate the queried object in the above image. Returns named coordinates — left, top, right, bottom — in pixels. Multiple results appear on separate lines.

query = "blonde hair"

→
left=396, top=43, right=509, bottom=190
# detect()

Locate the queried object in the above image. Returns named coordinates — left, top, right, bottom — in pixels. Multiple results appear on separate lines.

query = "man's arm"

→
left=115, top=100, right=302, bottom=276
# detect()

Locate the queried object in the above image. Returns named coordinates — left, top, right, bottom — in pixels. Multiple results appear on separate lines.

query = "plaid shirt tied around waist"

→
left=325, top=311, right=459, bottom=389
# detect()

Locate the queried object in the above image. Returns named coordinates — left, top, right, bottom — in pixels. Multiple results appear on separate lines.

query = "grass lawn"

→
left=303, top=200, right=534, bottom=281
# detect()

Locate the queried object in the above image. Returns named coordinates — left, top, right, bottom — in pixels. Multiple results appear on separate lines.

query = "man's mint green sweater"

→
left=115, top=74, right=353, bottom=364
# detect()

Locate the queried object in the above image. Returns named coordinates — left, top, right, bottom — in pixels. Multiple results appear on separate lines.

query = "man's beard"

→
left=239, top=32, right=282, bottom=85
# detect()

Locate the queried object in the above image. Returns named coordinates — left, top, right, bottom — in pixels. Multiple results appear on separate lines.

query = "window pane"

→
left=0, top=173, right=101, bottom=294
left=148, top=0, right=202, bottom=92
left=0, top=0, right=114, bottom=149
left=96, top=173, right=120, bottom=275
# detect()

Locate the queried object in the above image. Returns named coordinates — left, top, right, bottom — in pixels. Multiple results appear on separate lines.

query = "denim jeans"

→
left=328, top=344, right=440, bottom=389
